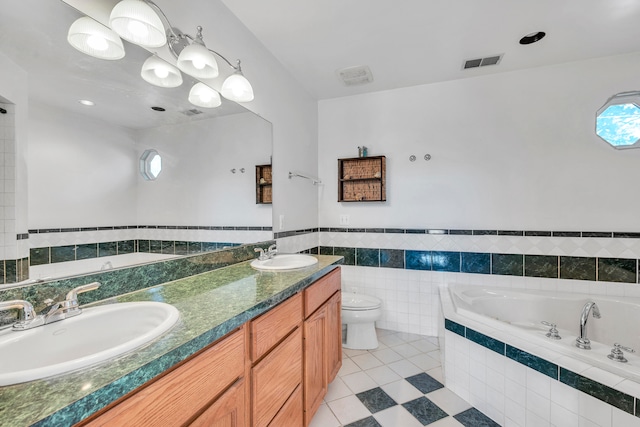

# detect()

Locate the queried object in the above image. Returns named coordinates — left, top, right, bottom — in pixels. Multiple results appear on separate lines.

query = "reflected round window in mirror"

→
left=596, top=92, right=640, bottom=149
left=140, top=149, right=162, bottom=180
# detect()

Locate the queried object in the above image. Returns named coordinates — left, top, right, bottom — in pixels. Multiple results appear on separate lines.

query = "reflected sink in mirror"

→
left=0, top=302, right=179, bottom=386
left=250, top=254, right=319, bottom=271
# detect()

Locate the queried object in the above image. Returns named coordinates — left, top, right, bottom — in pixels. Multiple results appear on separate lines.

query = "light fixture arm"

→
left=141, top=0, right=241, bottom=73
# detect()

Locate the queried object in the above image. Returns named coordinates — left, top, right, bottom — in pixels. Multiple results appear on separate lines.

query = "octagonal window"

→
left=596, top=92, right=640, bottom=149
left=140, top=149, right=162, bottom=180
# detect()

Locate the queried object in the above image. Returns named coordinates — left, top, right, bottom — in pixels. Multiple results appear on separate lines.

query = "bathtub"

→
left=440, top=283, right=640, bottom=425
left=441, top=283, right=640, bottom=384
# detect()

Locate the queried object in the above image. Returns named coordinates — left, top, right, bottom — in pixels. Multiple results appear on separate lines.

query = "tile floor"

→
left=309, top=329, right=499, bottom=427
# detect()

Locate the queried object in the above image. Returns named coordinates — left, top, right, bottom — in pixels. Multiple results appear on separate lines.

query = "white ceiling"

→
left=221, top=0, right=640, bottom=100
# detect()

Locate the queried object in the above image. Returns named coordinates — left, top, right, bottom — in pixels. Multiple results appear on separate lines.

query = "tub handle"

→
left=541, top=321, right=561, bottom=340
left=608, top=343, right=635, bottom=363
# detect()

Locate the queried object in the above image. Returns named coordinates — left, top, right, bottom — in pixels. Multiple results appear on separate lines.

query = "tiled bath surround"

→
left=0, top=103, right=29, bottom=283
left=26, top=225, right=272, bottom=275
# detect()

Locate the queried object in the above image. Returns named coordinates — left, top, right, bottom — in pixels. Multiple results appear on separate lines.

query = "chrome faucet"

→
left=576, top=301, right=601, bottom=350
left=254, top=244, right=277, bottom=261
left=0, top=282, right=101, bottom=331
left=267, top=244, right=277, bottom=258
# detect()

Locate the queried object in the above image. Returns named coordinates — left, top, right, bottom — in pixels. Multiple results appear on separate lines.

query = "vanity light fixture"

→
left=67, top=0, right=254, bottom=104
left=188, top=82, right=221, bottom=108
left=67, top=16, right=125, bottom=60
left=140, top=54, right=183, bottom=87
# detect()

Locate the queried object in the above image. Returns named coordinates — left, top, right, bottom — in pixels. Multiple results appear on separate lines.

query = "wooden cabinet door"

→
left=190, top=378, right=247, bottom=427
left=326, top=291, right=342, bottom=384
left=303, top=304, right=327, bottom=426
left=252, top=328, right=302, bottom=427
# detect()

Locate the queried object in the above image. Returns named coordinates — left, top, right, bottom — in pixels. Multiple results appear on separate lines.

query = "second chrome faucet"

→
left=576, top=301, right=601, bottom=350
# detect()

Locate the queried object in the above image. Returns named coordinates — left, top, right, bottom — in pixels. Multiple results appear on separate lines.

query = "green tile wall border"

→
left=318, top=247, right=640, bottom=284
left=445, top=318, right=636, bottom=416
left=29, top=240, right=243, bottom=268
left=1, top=242, right=274, bottom=319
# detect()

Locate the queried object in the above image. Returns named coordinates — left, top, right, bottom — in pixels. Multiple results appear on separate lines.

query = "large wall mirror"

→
left=0, top=0, right=273, bottom=284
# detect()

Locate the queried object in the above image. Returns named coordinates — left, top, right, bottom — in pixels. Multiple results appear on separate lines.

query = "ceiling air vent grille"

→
left=336, top=65, right=374, bottom=86
left=463, top=54, right=503, bottom=70
left=182, top=108, right=203, bottom=116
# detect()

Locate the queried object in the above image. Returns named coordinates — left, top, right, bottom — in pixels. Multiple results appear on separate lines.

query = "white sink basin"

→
left=0, top=301, right=179, bottom=385
left=251, top=254, right=319, bottom=271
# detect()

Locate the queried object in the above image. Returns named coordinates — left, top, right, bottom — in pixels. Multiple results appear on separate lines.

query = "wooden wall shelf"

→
left=256, top=164, right=272, bottom=204
left=338, top=155, right=386, bottom=202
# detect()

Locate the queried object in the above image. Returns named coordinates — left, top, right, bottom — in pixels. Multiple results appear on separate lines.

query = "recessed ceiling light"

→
left=519, top=31, right=546, bottom=45
left=78, top=99, right=95, bottom=106
left=151, top=106, right=166, bottom=111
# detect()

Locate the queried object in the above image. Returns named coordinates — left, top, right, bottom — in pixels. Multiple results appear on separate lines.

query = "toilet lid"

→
left=341, top=292, right=382, bottom=310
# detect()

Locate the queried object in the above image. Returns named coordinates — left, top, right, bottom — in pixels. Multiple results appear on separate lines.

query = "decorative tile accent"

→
left=334, top=247, right=356, bottom=266
left=118, top=240, right=135, bottom=255
left=357, top=248, right=380, bottom=267
left=559, top=368, right=634, bottom=414
left=506, top=345, right=558, bottom=379
left=401, top=396, right=448, bottom=425
left=380, top=249, right=404, bottom=269
left=598, top=258, right=637, bottom=283
left=75, top=244, right=97, bottom=261
left=344, top=417, right=383, bottom=427
left=560, top=256, right=596, bottom=281
left=431, top=251, right=460, bottom=272
left=524, top=255, right=558, bottom=278
left=356, top=387, right=397, bottom=413
left=98, top=242, right=117, bottom=257
left=406, top=250, right=431, bottom=271
left=461, top=252, right=490, bottom=275
left=491, top=253, right=523, bottom=276
left=454, top=407, right=501, bottom=427
left=320, top=246, right=334, bottom=256
left=405, top=373, right=444, bottom=394
left=51, top=245, right=75, bottom=263
left=466, top=329, right=505, bottom=355
left=444, top=319, right=465, bottom=337
left=30, top=247, right=50, bottom=266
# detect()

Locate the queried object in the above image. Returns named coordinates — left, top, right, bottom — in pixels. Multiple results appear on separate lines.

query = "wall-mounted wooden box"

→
left=256, top=164, right=272, bottom=204
left=338, top=156, right=386, bottom=202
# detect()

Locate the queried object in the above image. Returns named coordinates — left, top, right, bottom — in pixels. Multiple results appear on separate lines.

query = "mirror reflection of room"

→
left=0, top=0, right=272, bottom=284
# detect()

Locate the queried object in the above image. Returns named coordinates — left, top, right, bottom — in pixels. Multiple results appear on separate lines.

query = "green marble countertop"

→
left=0, top=255, right=343, bottom=427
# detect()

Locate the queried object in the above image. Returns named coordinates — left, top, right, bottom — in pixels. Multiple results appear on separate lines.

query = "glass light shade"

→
left=141, top=55, right=182, bottom=87
left=109, top=0, right=166, bottom=48
left=188, top=83, right=221, bottom=108
left=67, top=17, right=125, bottom=60
left=221, top=72, right=254, bottom=102
left=177, top=43, right=219, bottom=79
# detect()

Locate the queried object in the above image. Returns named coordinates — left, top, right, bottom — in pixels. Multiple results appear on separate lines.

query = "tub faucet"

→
left=576, top=301, right=601, bottom=350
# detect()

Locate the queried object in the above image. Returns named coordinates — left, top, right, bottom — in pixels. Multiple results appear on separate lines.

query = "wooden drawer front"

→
left=86, top=328, right=245, bottom=427
left=251, top=292, right=302, bottom=361
left=189, top=378, right=246, bottom=427
left=268, top=384, right=303, bottom=427
left=252, top=327, right=302, bottom=427
left=304, top=267, right=341, bottom=318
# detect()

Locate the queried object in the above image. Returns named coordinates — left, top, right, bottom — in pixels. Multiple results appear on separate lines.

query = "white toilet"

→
left=341, top=292, right=383, bottom=350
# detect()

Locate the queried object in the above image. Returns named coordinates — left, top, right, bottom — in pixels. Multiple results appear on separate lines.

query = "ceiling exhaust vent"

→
left=336, top=65, right=374, bottom=86
left=182, top=108, right=203, bottom=116
left=463, top=54, right=503, bottom=70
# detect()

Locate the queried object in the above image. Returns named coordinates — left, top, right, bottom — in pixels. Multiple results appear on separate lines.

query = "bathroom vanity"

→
left=0, top=255, right=343, bottom=427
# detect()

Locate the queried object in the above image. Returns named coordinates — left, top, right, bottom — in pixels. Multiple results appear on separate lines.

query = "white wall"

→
left=28, top=102, right=138, bottom=229
left=145, top=0, right=320, bottom=234
left=318, top=52, right=640, bottom=231
left=135, top=112, right=272, bottom=226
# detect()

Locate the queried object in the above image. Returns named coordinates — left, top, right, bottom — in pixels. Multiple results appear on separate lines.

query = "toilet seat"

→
left=341, top=292, right=381, bottom=310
